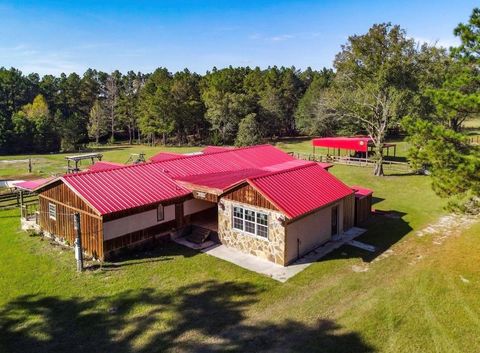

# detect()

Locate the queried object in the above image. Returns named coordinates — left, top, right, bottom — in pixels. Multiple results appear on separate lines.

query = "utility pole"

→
left=73, top=213, right=84, bottom=272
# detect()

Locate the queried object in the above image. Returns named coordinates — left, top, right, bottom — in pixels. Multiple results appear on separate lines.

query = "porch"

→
left=174, top=206, right=219, bottom=250
left=20, top=203, right=40, bottom=231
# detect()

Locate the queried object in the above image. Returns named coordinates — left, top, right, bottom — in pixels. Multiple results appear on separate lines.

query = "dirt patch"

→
left=353, top=214, right=478, bottom=272
left=416, top=214, right=477, bottom=245
left=352, top=264, right=369, bottom=272
left=371, top=249, right=394, bottom=263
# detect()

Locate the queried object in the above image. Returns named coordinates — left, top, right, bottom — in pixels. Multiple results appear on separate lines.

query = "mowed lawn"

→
left=1, top=142, right=480, bottom=353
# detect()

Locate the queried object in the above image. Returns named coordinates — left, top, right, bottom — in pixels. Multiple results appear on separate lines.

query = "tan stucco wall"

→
left=218, top=199, right=286, bottom=265
left=285, top=200, right=344, bottom=264
left=103, top=204, right=175, bottom=240
left=183, top=198, right=216, bottom=216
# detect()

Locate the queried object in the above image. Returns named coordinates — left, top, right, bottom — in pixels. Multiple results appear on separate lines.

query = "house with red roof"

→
left=28, top=145, right=371, bottom=265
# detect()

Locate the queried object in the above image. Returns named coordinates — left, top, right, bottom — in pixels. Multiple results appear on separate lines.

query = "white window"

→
left=233, top=206, right=244, bottom=230
left=48, top=203, right=57, bottom=220
left=232, top=205, right=268, bottom=238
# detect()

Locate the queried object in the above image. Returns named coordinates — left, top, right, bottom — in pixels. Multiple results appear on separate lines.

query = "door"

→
left=331, top=206, right=339, bottom=237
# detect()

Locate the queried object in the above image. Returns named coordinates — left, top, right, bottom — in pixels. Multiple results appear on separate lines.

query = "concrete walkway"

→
left=197, top=227, right=367, bottom=282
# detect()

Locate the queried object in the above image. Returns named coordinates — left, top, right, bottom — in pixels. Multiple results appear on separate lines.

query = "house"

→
left=22, top=145, right=372, bottom=266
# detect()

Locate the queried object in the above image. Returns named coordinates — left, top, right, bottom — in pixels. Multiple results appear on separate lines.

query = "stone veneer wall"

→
left=218, top=199, right=286, bottom=265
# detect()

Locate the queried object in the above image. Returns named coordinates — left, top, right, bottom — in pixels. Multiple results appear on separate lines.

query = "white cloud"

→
left=0, top=44, right=85, bottom=75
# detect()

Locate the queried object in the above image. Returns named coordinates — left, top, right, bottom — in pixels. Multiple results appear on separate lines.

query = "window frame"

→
left=48, top=203, right=57, bottom=220
left=231, top=204, right=269, bottom=240
left=157, top=204, right=164, bottom=222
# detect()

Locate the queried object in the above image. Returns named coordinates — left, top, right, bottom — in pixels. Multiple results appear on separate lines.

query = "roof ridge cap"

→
left=63, top=161, right=152, bottom=178
left=151, top=144, right=275, bottom=164
left=248, top=161, right=317, bottom=181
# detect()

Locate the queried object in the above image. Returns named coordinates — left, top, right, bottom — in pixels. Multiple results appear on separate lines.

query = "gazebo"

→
left=312, top=137, right=396, bottom=160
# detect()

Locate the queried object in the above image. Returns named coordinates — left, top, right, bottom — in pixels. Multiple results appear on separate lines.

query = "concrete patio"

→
left=176, top=227, right=367, bottom=282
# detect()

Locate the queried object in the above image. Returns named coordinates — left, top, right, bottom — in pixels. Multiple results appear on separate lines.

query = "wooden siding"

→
left=40, top=181, right=99, bottom=215
left=38, top=182, right=103, bottom=259
left=355, top=195, right=372, bottom=225
left=223, top=184, right=278, bottom=212
left=343, top=193, right=355, bottom=230
left=192, top=190, right=218, bottom=203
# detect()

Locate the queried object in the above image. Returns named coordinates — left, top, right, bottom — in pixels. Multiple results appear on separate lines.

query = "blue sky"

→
left=0, top=0, right=477, bottom=75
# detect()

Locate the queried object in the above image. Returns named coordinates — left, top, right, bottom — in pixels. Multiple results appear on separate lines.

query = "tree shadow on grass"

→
left=0, top=280, right=375, bottom=353
left=89, top=243, right=199, bottom=271
left=325, top=212, right=412, bottom=263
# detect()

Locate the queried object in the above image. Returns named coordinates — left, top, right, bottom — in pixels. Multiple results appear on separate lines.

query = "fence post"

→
left=28, top=158, right=32, bottom=173
left=74, top=213, right=84, bottom=272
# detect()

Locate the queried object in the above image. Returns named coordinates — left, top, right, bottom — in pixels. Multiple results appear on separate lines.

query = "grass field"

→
left=1, top=142, right=479, bottom=352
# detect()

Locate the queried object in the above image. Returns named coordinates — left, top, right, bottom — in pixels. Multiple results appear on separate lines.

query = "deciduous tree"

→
left=328, top=23, right=418, bottom=176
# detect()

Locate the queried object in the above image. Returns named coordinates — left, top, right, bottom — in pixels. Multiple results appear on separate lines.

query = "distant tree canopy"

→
left=0, top=65, right=314, bottom=153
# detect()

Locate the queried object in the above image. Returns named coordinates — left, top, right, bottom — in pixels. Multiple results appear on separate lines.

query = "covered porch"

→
left=175, top=197, right=220, bottom=249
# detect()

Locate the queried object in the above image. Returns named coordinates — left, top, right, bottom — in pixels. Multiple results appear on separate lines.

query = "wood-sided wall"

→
left=355, top=195, right=372, bottom=225
left=38, top=181, right=104, bottom=259
left=223, top=184, right=279, bottom=212
left=343, top=193, right=355, bottom=230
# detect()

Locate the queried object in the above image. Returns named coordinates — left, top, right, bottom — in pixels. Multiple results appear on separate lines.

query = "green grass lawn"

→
left=1, top=143, right=479, bottom=352
left=0, top=144, right=201, bottom=179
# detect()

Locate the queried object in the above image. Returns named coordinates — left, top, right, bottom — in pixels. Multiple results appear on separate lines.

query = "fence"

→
left=0, top=190, right=38, bottom=210
left=468, top=136, right=479, bottom=145
left=0, top=158, right=33, bottom=173
left=291, top=152, right=411, bottom=172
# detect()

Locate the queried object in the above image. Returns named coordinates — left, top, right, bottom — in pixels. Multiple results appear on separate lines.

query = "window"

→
left=157, top=204, right=164, bottom=221
left=48, top=203, right=56, bottom=220
left=232, top=205, right=268, bottom=238
left=233, top=206, right=244, bottom=230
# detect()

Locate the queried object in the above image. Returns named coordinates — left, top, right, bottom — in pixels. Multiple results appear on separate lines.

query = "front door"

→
left=331, top=206, right=339, bottom=237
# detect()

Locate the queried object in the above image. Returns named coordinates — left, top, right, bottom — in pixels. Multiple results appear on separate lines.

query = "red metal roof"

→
left=202, top=146, right=236, bottom=154
left=351, top=185, right=373, bottom=198
left=175, top=169, right=266, bottom=192
left=312, top=137, right=372, bottom=152
left=44, top=144, right=352, bottom=219
left=149, top=151, right=187, bottom=162
left=248, top=162, right=353, bottom=219
left=14, top=177, right=54, bottom=191
left=62, top=163, right=190, bottom=215
left=174, top=158, right=335, bottom=195
left=87, top=161, right=125, bottom=172
left=153, top=145, right=295, bottom=178
left=312, top=137, right=396, bottom=152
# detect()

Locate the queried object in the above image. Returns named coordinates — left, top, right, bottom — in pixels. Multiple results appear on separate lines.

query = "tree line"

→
left=0, top=65, right=333, bottom=154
